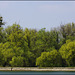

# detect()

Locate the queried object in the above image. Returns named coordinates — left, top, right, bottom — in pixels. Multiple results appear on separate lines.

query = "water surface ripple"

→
left=0, top=71, right=75, bottom=75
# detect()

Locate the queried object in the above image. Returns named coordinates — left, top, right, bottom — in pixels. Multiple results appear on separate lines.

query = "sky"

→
left=0, top=1, right=75, bottom=31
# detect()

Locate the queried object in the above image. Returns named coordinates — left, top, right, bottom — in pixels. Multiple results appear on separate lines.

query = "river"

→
left=0, top=71, right=75, bottom=75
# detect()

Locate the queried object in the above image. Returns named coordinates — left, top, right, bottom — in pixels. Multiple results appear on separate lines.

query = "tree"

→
left=10, top=56, right=24, bottom=67
left=59, top=40, right=75, bottom=67
left=60, top=23, right=75, bottom=44
left=5, top=24, right=29, bottom=51
left=23, top=28, right=37, bottom=66
left=0, top=16, right=5, bottom=27
left=0, top=42, right=15, bottom=66
left=36, top=50, right=62, bottom=67
left=0, top=27, right=6, bottom=43
left=0, top=17, right=75, bottom=67
left=0, top=17, right=6, bottom=43
left=4, top=24, right=31, bottom=66
left=0, top=43, right=4, bottom=66
left=23, top=28, right=30, bottom=48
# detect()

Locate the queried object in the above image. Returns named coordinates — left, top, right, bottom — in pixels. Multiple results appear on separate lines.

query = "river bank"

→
left=0, top=67, right=75, bottom=71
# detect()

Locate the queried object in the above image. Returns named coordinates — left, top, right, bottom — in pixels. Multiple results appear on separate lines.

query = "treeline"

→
left=0, top=17, right=75, bottom=67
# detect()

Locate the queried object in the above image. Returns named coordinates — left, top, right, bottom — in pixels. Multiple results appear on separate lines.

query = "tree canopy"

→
left=36, top=50, right=62, bottom=67
left=0, top=17, right=75, bottom=67
left=59, top=40, right=75, bottom=67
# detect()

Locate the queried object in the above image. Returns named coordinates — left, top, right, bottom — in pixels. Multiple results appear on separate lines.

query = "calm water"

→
left=0, top=71, right=75, bottom=75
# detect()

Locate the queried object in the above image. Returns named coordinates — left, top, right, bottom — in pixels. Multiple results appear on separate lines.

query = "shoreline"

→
left=0, top=67, right=75, bottom=71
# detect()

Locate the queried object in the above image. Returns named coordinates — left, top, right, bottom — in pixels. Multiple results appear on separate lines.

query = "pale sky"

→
left=0, top=1, right=75, bottom=30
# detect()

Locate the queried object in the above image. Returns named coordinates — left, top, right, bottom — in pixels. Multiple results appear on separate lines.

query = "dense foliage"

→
left=36, top=50, right=62, bottom=67
left=0, top=17, right=75, bottom=67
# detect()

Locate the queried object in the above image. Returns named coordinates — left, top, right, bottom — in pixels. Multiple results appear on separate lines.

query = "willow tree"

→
left=59, top=40, right=75, bottom=67
left=36, top=50, right=62, bottom=67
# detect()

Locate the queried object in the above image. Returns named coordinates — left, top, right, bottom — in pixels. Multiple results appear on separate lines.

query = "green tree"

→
left=33, top=28, right=60, bottom=58
left=0, top=27, right=6, bottom=43
left=24, top=28, right=30, bottom=48
left=60, top=23, right=75, bottom=44
left=0, top=43, right=4, bottom=66
left=10, top=56, right=24, bottom=67
left=59, top=40, right=75, bottom=67
left=0, top=17, right=6, bottom=43
left=23, top=28, right=37, bottom=66
left=36, top=50, right=62, bottom=67
left=5, top=24, right=29, bottom=52
left=0, top=42, right=15, bottom=66
left=5, top=24, right=30, bottom=66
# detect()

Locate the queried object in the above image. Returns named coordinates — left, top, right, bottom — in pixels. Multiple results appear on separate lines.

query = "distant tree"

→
left=36, top=50, right=62, bottom=67
left=0, top=16, right=75, bottom=67
left=4, top=24, right=30, bottom=66
left=0, top=27, right=6, bottom=43
left=5, top=24, right=29, bottom=50
left=23, top=28, right=37, bottom=66
left=0, top=17, right=6, bottom=43
left=0, top=43, right=4, bottom=66
left=23, top=28, right=30, bottom=48
left=0, top=42, right=15, bottom=66
left=0, top=16, right=5, bottom=27
left=60, top=23, right=75, bottom=44
left=10, top=56, right=24, bottom=67
left=59, top=40, right=75, bottom=67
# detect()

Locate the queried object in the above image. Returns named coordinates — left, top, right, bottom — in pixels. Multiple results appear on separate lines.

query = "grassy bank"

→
left=0, top=67, right=75, bottom=71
